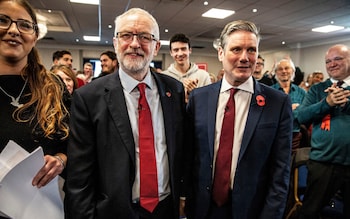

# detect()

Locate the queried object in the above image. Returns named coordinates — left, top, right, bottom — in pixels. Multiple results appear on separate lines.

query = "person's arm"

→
left=31, top=153, right=66, bottom=188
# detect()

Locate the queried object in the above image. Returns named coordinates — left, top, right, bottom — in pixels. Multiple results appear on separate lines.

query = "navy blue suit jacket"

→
left=64, top=71, right=187, bottom=219
left=186, top=79, right=292, bottom=219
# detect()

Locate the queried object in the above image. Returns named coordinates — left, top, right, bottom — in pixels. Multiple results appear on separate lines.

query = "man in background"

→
left=298, top=44, right=350, bottom=219
left=163, top=33, right=211, bottom=102
left=52, top=50, right=73, bottom=68
left=77, top=62, right=94, bottom=84
left=252, top=54, right=265, bottom=80
left=96, top=50, right=118, bottom=78
left=254, top=54, right=276, bottom=86
left=272, top=58, right=306, bottom=151
left=52, top=50, right=85, bottom=87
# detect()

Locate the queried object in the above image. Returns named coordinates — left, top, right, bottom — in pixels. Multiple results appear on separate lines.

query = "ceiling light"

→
left=252, top=9, right=258, bottom=13
left=312, top=25, right=344, bottom=33
left=204, top=1, right=209, bottom=5
left=160, top=40, right=170, bottom=46
left=202, top=8, right=235, bottom=19
left=70, top=0, right=99, bottom=5
left=83, top=35, right=100, bottom=41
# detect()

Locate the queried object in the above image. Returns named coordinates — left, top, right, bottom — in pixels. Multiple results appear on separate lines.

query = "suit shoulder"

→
left=191, top=82, right=218, bottom=97
left=74, top=74, right=116, bottom=95
left=156, top=73, right=184, bottom=89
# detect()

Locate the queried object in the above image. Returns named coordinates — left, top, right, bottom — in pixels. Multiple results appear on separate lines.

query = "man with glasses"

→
left=64, top=8, right=188, bottom=219
left=297, top=44, right=350, bottom=219
left=254, top=54, right=276, bottom=86
left=252, top=54, right=265, bottom=80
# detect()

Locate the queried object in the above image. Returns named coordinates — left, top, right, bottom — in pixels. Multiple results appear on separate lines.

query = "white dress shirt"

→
left=213, top=76, right=254, bottom=188
left=119, top=70, right=170, bottom=202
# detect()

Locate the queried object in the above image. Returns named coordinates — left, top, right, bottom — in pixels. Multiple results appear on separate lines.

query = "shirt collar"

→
left=330, top=75, right=350, bottom=88
left=220, top=75, right=254, bottom=94
left=119, top=69, right=154, bottom=93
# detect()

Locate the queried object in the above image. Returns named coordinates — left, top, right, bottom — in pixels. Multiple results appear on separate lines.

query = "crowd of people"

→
left=0, top=0, right=349, bottom=219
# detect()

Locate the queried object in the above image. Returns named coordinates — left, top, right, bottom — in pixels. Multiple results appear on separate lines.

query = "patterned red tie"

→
left=212, top=88, right=237, bottom=206
left=138, top=83, right=159, bottom=212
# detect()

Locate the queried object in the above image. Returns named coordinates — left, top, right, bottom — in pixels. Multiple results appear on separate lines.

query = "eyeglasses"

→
left=325, top=56, right=344, bottom=65
left=116, top=32, right=157, bottom=44
left=256, top=62, right=264, bottom=66
left=0, top=14, right=37, bottom=34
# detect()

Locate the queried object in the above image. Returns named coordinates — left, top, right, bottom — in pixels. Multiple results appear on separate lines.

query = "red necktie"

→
left=138, top=83, right=159, bottom=212
left=212, top=88, right=237, bottom=206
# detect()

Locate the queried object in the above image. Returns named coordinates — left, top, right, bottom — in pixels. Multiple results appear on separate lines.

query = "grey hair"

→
left=275, top=58, right=296, bottom=81
left=219, top=20, right=260, bottom=49
left=114, top=8, right=160, bottom=40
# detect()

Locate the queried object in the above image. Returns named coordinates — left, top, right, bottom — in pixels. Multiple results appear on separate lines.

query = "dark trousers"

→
left=132, top=195, right=174, bottom=219
left=299, top=160, right=350, bottom=219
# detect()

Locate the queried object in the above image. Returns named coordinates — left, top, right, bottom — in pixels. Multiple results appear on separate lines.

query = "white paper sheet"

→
left=0, top=140, right=64, bottom=219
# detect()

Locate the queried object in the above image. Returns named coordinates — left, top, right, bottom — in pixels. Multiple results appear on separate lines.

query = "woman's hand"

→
left=32, top=153, right=66, bottom=188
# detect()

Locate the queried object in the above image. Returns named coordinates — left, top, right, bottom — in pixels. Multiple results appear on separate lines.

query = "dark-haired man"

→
left=97, top=50, right=118, bottom=78
left=163, top=33, right=211, bottom=102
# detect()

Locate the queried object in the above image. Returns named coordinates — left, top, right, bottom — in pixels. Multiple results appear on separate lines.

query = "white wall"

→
left=37, top=39, right=350, bottom=81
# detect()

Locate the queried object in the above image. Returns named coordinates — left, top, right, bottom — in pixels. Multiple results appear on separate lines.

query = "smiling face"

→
left=100, top=54, right=117, bottom=74
left=0, top=1, right=37, bottom=65
left=325, top=45, right=350, bottom=81
left=113, top=9, right=160, bottom=79
left=218, top=30, right=258, bottom=86
left=275, top=60, right=295, bottom=83
left=170, top=41, right=191, bottom=67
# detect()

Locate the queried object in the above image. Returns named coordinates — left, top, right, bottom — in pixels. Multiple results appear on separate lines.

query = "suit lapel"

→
left=104, top=74, right=136, bottom=163
left=153, top=73, right=176, bottom=162
left=208, top=82, right=221, bottom=159
left=238, top=81, right=264, bottom=162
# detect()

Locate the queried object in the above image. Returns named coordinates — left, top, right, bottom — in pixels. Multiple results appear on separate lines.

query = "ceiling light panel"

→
left=312, top=25, right=345, bottom=33
left=202, top=8, right=235, bottom=19
left=70, top=0, right=99, bottom=5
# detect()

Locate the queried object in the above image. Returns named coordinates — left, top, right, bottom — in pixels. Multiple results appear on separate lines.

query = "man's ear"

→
left=218, top=46, right=224, bottom=62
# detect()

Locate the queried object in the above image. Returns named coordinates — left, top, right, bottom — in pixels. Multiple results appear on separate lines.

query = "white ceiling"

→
left=29, top=0, right=350, bottom=54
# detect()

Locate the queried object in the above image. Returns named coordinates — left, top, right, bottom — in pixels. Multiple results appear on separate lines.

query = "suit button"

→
left=210, top=164, right=213, bottom=169
left=206, top=186, right=210, bottom=191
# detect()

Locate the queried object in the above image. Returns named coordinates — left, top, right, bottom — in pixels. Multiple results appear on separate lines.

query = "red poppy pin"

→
left=166, top=92, right=171, bottom=97
left=256, top=95, right=265, bottom=106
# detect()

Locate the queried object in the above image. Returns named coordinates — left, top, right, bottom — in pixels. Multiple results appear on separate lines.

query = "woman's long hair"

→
left=12, top=0, right=70, bottom=139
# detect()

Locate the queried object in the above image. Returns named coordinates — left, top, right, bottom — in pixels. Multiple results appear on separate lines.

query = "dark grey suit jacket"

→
left=186, top=79, right=293, bottom=219
left=64, top=70, right=187, bottom=219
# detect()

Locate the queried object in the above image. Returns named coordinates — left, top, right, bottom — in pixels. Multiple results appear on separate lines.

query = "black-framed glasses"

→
left=0, top=14, right=37, bottom=34
left=116, top=32, right=157, bottom=44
